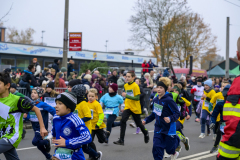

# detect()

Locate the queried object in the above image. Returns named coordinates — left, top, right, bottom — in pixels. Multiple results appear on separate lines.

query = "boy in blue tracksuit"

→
left=52, top=92, right=92, bottom=160
left=24, top=87, right=56, bottom=160
left=143, top=77, right=180, bottom=160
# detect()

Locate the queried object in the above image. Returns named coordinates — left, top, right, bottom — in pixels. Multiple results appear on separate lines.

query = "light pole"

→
left=62, top=0, right=69, bottom=69
left=41, top=30, right=45, bottom=45
left=105, top=40, right=108, bottom=52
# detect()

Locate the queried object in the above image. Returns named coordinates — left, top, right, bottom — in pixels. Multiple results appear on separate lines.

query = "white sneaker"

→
left=164, top=150, right=171, bottom=158
left=47, top=132, right=53, bottom=139
left=213, top=134, right=216, bottom=141
left=171, top=152, right=179, bottom=160
left=129, top=123, right=136, bottom=128
left=97, top=151, right=102, bottom=160
left=199, top=133, right=205, bottom=138
left=144, top=108, right=149, bottom=117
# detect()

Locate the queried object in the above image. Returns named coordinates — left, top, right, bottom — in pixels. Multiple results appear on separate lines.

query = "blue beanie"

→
left=204, top=79, right=212, bottom=88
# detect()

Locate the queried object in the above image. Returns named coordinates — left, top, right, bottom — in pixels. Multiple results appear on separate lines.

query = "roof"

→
left=207, top=58, right=239, bottom=71
left=207, top=65, right=235, bottom=77
left=230, top=66, right=240, bottom=76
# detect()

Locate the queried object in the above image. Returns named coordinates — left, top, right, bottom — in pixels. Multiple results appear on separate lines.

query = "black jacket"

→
left=52, top=59, right=60, bottom=73
left=67, top=64, right=73, bottom=77
left=109, top=75, right=118, bottom=84
left=22, top=70, right=40, bottom=87
left=139, top=86, right=146, bottom=113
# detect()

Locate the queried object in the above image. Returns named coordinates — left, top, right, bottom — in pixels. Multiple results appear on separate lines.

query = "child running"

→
left=52, top=92, right=92, bottom=160
left=199, top=79, right=216, bottom=138
left=143, top=77, right=180, bottom=160
left=114, top=71, right=149, bottom=145
left=0, top=72, right=48, bottom=160
left=88, top=88, right=108, bottom=155
left=71, top=84, right=103, bottom=160
left=24, top=87, right=56, bottom=160
left=100, top=83, right=123, bottom=141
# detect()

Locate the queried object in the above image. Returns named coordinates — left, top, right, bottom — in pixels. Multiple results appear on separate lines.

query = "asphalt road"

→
left=0, top=118, right=218, bottom=160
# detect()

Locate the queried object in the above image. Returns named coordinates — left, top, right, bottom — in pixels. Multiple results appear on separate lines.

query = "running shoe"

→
left=97, top=151, right=102, bottom=160
left=195, top=118, right=200, bottom=122
left=105, top=131, right=110, bottom=143
left=164, top=150, right=171, bottom=158
left=136, top=127, right=140, bottom=134
left=113, top=139, right=124, bottom=146
left=144, top=108, right=149, bottom=117
left=129, top=123, right=136, bottom=128
left=171, top=152, right=179, bottom=160
left=22, top=129, right=26, bottom=139
left=210, top=146, right=218, bottom=153
left=199, top=133, right=205, bottom=138
left=213, top=134, right=216, bottom=141
left=184, top=137, right=190, bottom=151
left=207, top=131, right=211, bottom=136
left=144, top=130, right=149, bottom=143
left=175, top=145, right=182, bottom=153
left=45, top=138, right=51, bottom=153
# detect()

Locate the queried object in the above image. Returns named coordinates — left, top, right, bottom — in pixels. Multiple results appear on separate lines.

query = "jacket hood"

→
left=91, top=74, right=98, bottom=82
left=155, top=92, right=172, bottom=100
left=24, top=70, right=32, bottom=74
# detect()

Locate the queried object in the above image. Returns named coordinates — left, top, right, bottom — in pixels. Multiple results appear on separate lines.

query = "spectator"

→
left=117, top=73, right=126, bottom=89
left=149, top=70, right=155, bottom=82
left=51, top=68, right=56, bottom=80
left=33, top=58, right=41, bottom=77
left=214, top=85, right=220, bottom=93
left=215, top=78, right=221, bottom=87
left=60, top=67, right=67, bottom=81
left=191, top=77, right=197, bottom=87
left=67, top=79, right=82, bottom=92
left=81, top=74, right=91, bottom=86
left=186, top=75, right=192, bottom=88
left=42, top=82, right=59, bottom=102
left=52, top=59, right=60, bottom=73
left=42, top=72, right=52, bottom=86
left=80, top=69, right=91, bottom=79
left=90, top=74, right=102, bottom=94
left=109, top=70, right=118, bottom=84
left=4, top=68, right=12, bottom=75
left=20, top=64, right=40, bottom=87
left=42, top=68, right=50, bottom=77
left=16, top=69, right=21, bottom=76
left=142, top=60, right=149, bottom=74
left=99, top=74, right=108, bottom=93
left=11, top=73, right=20, bottom=85
left=67, top=71, right=77, bottom=81
left=55, top=72, right=67, bottom=88
left=163, top=68, right=171, bottom=77
left=148, top=59, right=158, bottom=72
left=67, top=60, right=74, bottom=77
left=142, top=73, right=153, bottom=89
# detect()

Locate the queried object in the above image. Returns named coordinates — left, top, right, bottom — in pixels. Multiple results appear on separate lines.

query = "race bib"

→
left=29, top=111, right=38, bottom=122
left=220, top=122, right=226, bottom=133
left=90, top=109, right=94, bottom=119
left=54, top=148, right=74, bottom=160
left=45, top=97, right=56, bottom=107
left=126, top=90, right=134, bottom=97
left=73, top=110, right=78, bottom=116
left=204, top=100, right=210, bottom=107
left=177, top=104, right=181, bottom=112
left=195, top=95, right=202, bottom=101
left=153, top=103, right=163, bottom=116
left=216, top=99, right=223, bottom=104
left=104, top=108, right=114, bottom=115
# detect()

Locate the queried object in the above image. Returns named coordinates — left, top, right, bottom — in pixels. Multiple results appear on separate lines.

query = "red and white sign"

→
left=69, top=32, right=82, bottom=51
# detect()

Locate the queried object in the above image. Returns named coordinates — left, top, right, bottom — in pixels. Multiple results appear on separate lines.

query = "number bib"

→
left=153, top=103, right=163, bottom=116
left=204, top=100, right=210, bottom=107
left=104, top=108, right=114, bottom=115
left=220, top=122, right=226, bottom=133
left=90, top=109, right=94, bottom=119
left=126, top=90, right=134, bottom=97
left=195, top=95, right=202, bottom=101
left=54, top=148, right=74, bottom=160
left=216, top=99, right=222, bottom=104
left=29, top=111, right=38, bottom=122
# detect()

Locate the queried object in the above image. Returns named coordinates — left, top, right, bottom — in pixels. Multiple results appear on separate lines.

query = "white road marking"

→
left=133, top=130, right=154, bottom=134
left=177, top=151, right=212, bottom=160
left=190, top=152, right=218, bottom=160
left=16, top=144, right=55, bottom=151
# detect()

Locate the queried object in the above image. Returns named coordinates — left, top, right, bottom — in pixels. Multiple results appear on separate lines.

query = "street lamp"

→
left=105, top=40, right=108, bottom=52
left=41, top=30, right=45, bottom=45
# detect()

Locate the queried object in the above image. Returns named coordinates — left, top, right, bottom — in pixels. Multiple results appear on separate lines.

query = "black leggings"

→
left=120, top=109, right=147, bottom=141
left=89, top=129, right=106, bottom=152
left=214, top=122, right=222, bottom=147
left=106, top=114, right=120, bottom=134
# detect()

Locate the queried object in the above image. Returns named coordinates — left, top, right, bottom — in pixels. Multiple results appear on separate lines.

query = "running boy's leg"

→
left=32, top=132, right=51, bottom=159
left=131, top=112, right=148, bottom=135
left=214, top=124, right=222, bottom=147
left=107, top=114, right=117, bottom=133
left=89, top=131, right=97, bottom=152
left=0, top=138, right=20, bottom=160
left=120, top=109, right=132, bottom=141
left=201, top=110, right=209, bottom=134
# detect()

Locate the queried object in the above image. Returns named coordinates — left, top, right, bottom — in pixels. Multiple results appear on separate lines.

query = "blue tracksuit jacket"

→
left=27, top=101, right=56, bottom=131
left=144, top=93, right=180, bottom=135
left=211, top=100, right=225, bottom=124
left=52, top=112, right=92, bottom=160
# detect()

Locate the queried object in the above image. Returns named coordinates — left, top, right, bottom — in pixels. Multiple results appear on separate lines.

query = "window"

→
left=45, top=61, right=53, bottom=68
left=1, top=58, right=15, bottom=66
left=16, top=59, right=29, bottom=70
left=38, top=60, right=43, bottom=69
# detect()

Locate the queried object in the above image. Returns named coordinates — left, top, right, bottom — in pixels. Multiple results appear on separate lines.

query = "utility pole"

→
left=105, top=40, right=108, bottom=52
left=62, top=0, right=69, bottom=69
left=225, top=17, right=230, bottom=78
left=41, top=30, right=45, bottom=45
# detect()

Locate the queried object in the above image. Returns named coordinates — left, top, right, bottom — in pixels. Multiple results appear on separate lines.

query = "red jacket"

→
left=142, top=63, right=149, bottom=72
left=58, top=78, right=67, bottom=88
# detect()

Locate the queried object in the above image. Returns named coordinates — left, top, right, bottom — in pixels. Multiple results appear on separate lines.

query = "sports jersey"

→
left=0, top=93, right=34, bottom=148
left=88, top=100, right=106, bottom=130
left=124, top=82, right=141, bottom=114
left=75, top=101, right=92, bottom=133
left=210, top=92, right=224, bottom=122
left=202, top=89, right=216, bottom=112
left=192, top=85, right=204, bottom=101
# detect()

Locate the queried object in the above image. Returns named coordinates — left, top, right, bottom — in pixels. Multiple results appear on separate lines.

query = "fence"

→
left=0, top=65, right=11, bottom=72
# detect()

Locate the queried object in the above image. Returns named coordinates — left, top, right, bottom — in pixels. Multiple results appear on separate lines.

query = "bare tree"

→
left=0, top=3, right=13, bottom=22
left=129, top=0, right=188, bottom=67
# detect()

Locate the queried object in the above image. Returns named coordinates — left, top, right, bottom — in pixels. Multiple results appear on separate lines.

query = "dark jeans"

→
left=120, top=109, right=148, bottom=141
left=201, top=109, right=210, bottom=133
left=32, top=131, right=51, bottom=159
left=107, top=114, right=120, bottom=134
left=89, top=129, right=106, bottom=152
left=82, top=143, right=98, bottom=159
left=214, top=122, right=222, bottom=147
left=0, top=138, right=20, bottom=160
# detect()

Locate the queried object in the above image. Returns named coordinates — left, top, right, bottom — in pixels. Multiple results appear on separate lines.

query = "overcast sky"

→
left=0, top=0, right=239, bottom=58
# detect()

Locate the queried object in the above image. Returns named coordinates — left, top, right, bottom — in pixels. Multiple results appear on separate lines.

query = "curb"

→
left=23, top=115, right=146, bottom=130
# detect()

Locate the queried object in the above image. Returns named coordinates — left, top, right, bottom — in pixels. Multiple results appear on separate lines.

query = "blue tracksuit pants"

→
left=152, top=133, right=180, bottom=160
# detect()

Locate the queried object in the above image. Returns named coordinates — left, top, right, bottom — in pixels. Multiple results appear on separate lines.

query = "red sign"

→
left=69, top=32, right=82, bottom=51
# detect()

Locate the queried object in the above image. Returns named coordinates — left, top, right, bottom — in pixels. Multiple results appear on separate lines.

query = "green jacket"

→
left=14, top=91, right=25, bottom=98
left=11, top=78, right=20, bottom=84
left=67, top=72, right=76, bottom=81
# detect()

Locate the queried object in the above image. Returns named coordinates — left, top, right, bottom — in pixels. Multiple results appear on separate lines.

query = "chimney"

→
left=0, top=27, right=6, bottom=42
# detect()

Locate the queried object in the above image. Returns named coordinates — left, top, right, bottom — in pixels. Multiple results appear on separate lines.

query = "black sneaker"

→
left=210, top=146, right=218, bottom=153
left=113, top=139, right=124, bottom=146
left=22, top=129, right=26, bottom=139
left=184, top=137, right=190, bottom=151
left=45, top=139, right=51, bottom=153
left=105, top=131, right=110, bottom=143
left=144, top=130, right=149, bottom=143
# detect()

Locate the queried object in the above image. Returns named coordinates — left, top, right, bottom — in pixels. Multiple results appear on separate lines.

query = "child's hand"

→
left=95, top=125, right=100, bottom=130
left=142, top=120, right=146, bottom=125
left=186, top=115, right=190, bottom=120
left=202, top=94, right=206, bottom=98
left=40, top=127, right=48, bottom=138
left=210, top=111, right=213, bottom=115
left=52, top=136, right=66, bottom=147
left=122, top=92, right=126, bottom=97
left=164, top=117, right=170, bottom=123
left=23, top=113, right=27, bottom=118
